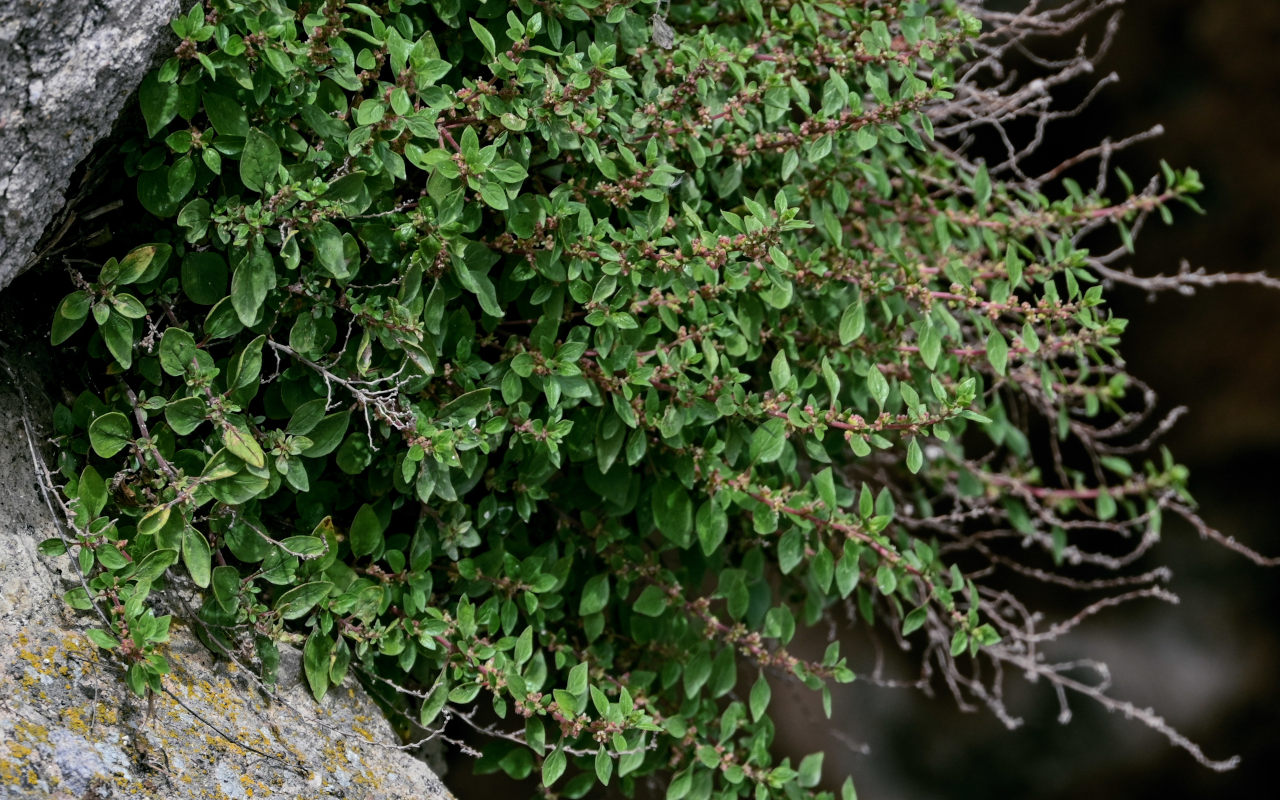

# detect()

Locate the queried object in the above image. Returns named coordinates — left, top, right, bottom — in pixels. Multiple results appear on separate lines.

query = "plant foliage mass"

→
left=42, top=0, right=1248, bottom=797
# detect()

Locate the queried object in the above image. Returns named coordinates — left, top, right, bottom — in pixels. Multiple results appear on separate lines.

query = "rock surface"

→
left=0, top=331, right=453, bottom=799
left=0, top=0, right=179, bottom=289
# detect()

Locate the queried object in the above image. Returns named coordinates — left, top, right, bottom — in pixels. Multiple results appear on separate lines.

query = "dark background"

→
left=787, top=2, right=1280, bottom=797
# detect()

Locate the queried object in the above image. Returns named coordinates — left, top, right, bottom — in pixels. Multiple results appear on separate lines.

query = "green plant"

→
left=39, top=0, right=1277, bottom=796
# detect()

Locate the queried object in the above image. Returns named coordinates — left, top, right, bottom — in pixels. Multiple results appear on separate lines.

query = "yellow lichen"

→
left=14, top=720, right=50, bottom=743
left=4, top=742, right=33, bottom=761
left=62, top=704, right=90, bottom=735
left=95, top=702, right=119, bottom=725
left=350, top=722, right=375, bottom=742
left=3, top=624, right=429, bottom=800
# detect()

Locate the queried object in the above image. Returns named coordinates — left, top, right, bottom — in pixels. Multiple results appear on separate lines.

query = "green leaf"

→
left=79, top=466, right=108, bottom=518
left=96, top=543, right=126, bottom=570
left=866, top=367, right=889, bottom=411
left=814, top=467, right=836, bottom=510
left=287, top=399, right=327, bottom=436
left=438, top=388, right=490, bottom=422
left=349, top=503, right=385, bottom=558
left=38, top=538, right=67, bottom=557
left=182, top=526, right=212, bottom=588
left=134, top=548, right=179, bottom=582
left=204, top=296, right=245, bottom=340
left=419, top=682, right=448, bottom=727
left=579, top=574, right=610, bottom=616
left=203, top=92, right=249, bottom=136
left=567, top=661, right=589, bottom=695
left=416, top=59, right=452, bottom=86
left=85, top=629, right=119, bottom=651
left=667, top=770, right=692, bottom=800
left=919, top=324, right=942, bottom=370
left=109, top=293, right=147, bottom=320
left=842, top=777, right=858, bottom=800
left=452, top=258, right=502, bottom=317
left=695, top=501, right=728, bottom=555
left=478, top=180, right=509, bottom=210
left=469, top=18, right=497, bottom=58
left=182, top=252, right=228, bottom=305
left=212, top=565, right=241, bottom=613
left=138, top=168, right=183, bottom=217
left=304, top=630, right=333, bottom=700
left=835, top=545, right=860, bottom=597
left=99, top=312, right=135, bottom=368
left=778, top=530, right=804, bottom=574
left=138, top=504, right=171, bottom=539
left=221, top=423, right=265, bottom=469
left=811, top=548, right=834, bottom=592
left=1096, top=489, right=1117, bottom=521
left=875, top=565, right=898, bottom=596
left=986, top=330, right=1009, bottom=376
left=276, top=581, right=334, bottom=620
left=1005, top=244, right=1024, bottom=286
left=798, top=752, right=824, bottom=789
left=240, top=128, right=281, bottom=193
left=973, top=624, right=1002, bottom=646
left=300, top=104, right=348, bottom=140
left=354, top=99, right=385, bottom=126
left=651, top=479, right=693, bottom=545
left=88, top=412, right=132, bottom=458
left=231, top=245, right=275, bottom=326
left=750, top=417, right=788, bottom=463
left=231, top=335, right=266, bottom=390
left=770, top=350, right=791, bottom=391
left=595, top=748, right=613, bottom=786
left=166, top=157, right=196, bottom=205
left=542, top=748, right=566, bottom=787
left=138, top=72, right=180, bottom=137
left=117, top=246, right=157, bottom=284
left=906, top=438, right=923, bottom=474
left=974, top=164, right=992, bottom=210
left=159, top=327, right=198, bottom=376
left=514, top=627, right=534, bottom=666
left=552, top=688, right=579, bottom=716
left=633, top=585, right=668, bottom=617
left=749, top=673, right=771, bottom=721
left=329, top=637, right=351, bottom=686
left=708, top=646, right=736, bottom=698
left=301, top=412, right=350, bottom=457
left=204, top=449, right=271, bottom=505
left=488, top=159, right=528, bottom=184
left=312, top=220, right=352, bottom=279
left=51, top=293, right=90, bottom=344
left=902, top=606, right=928, bottom=636
left=178, top=197, right=212, bottom=241
left=64, top=588, right=94, bottom=611
left=838, top=299, right=865, bottom=344
left=822, top=72, right=849, bottom=115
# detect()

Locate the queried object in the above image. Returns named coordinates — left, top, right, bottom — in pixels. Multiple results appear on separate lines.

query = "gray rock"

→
left=0, top=0, right=179, bottom=289
left=0, top=336, right=453, bottom=798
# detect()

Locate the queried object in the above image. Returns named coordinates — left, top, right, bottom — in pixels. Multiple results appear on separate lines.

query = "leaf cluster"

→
left=43, top=1, right=1209, bottom=797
